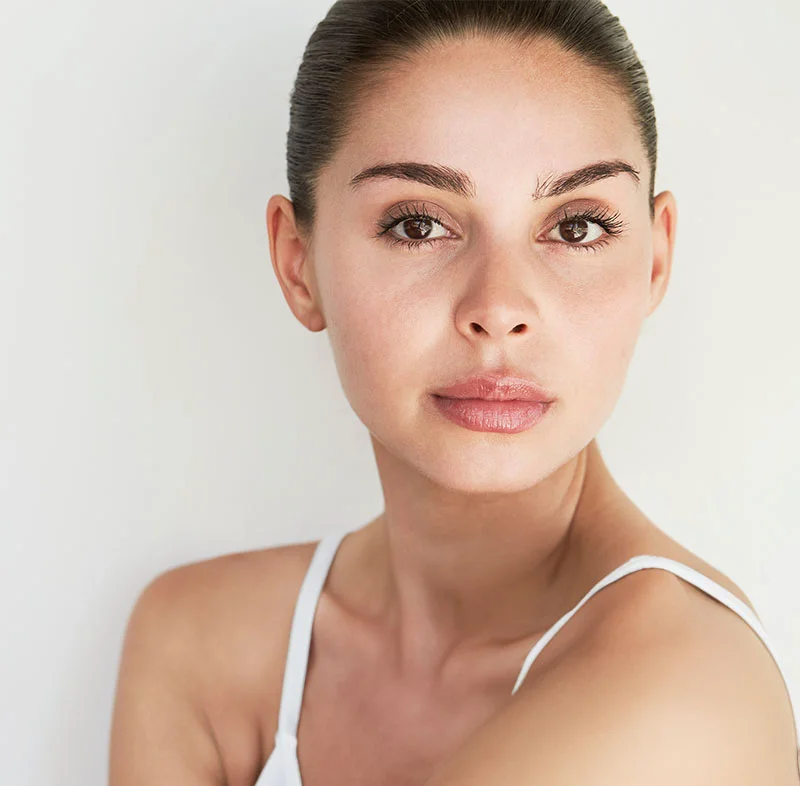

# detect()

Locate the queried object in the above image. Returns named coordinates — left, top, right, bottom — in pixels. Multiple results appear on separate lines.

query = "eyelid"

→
left=381, top=196, right=616, bottom=224
left=387, top=201, right=453, bottom=225
left=542, top=198, right=614, bottom=224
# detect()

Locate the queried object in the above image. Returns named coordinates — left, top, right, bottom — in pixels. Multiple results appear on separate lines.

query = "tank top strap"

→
left=276, top=527, right=351, bottom=737
left=509, top=554, right=800, bottom=757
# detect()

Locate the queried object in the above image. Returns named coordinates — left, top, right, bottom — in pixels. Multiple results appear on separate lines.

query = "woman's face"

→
left=288, top=36, right=675, bottom=494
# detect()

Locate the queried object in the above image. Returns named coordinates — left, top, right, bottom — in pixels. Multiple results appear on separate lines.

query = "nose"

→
left=455, top=251, right=539, bottom=341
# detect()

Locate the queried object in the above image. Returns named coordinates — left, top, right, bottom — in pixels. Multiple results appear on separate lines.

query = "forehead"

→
left=330, top=36, right=644, bottom=198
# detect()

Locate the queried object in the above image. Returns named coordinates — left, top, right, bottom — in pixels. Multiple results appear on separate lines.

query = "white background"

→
left=1, top=0, right=798, bottom=783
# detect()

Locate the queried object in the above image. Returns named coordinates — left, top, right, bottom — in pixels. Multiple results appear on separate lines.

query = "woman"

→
left=109, top=1, right=800, bottom=784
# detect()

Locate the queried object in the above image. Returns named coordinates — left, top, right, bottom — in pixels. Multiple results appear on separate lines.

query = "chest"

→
left=293, top=661, right=509, bottom=786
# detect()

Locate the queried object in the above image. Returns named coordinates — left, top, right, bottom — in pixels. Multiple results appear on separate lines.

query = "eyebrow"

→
left=348, top=158, right=641, bottom=200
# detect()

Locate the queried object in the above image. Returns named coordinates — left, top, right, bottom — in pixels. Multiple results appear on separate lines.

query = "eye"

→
left=544, top=205, right=627, bottom=254
left=375, top=202, right=627, bottom=254
left=376, top=202, right=454, bottom=251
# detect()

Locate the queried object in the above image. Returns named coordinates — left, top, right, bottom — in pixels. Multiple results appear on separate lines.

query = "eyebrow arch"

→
left=347, top=158, right=640, bottom=200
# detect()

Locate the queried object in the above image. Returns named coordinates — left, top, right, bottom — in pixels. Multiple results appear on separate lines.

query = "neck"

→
left=358, top=439, right=628, bottom=678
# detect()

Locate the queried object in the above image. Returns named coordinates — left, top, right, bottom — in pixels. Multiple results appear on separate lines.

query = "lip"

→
left=431, top=373, right=555, bottom=403
left=430, top=395, right=552, bottom=434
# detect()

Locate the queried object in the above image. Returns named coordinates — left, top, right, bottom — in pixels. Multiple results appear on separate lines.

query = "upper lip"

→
left=432, top=373, right=555, bottom=402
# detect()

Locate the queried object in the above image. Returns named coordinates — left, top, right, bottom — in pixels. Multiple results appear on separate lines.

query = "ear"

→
left=646, top=190, right=678, bottom=317
left=266, top=195, right=326, bottom=332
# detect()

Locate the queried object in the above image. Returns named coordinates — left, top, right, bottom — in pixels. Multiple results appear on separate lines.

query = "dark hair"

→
left=286, top=0, right=657, bottom=239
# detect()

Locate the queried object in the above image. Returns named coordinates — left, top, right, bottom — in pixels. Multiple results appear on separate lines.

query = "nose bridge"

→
left=455, top=234, right=541, bottom=337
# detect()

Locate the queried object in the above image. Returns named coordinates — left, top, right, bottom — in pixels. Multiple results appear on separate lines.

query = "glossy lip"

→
left=430, top=395, right=551, bottom=434
left=431, top=373, right=555, bottom=403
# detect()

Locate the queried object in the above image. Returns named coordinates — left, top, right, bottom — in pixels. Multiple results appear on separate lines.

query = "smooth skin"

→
left=109, top=34, right=800, bottom=785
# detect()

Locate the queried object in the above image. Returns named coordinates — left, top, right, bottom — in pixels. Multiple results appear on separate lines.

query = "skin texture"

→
left=109, top=33, right=800, bottom=786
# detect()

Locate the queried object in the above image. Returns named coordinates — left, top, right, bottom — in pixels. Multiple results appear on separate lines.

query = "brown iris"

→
left=558, top=218, right=590, bottom=243
left=401, top=217, right=435, bottom=240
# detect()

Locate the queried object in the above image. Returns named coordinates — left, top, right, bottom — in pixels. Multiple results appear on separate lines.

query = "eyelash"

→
left=375, top=202, right=627, bottom=254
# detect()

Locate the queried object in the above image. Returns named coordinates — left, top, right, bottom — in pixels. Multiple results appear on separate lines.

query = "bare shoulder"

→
left=109, top=538, right=319, bottom=786
left=424, top=564, right=800, bottom=786
left=133, top=538, right=317, bottom=659
left=124, top=538, right=318, bottom=685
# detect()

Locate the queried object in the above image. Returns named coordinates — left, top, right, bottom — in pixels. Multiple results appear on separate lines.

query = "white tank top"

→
left=254, top=526, right=800, bottom=785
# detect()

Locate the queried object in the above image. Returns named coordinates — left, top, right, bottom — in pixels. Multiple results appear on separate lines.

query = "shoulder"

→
left=425, top=565, right=799, bottom=786
left=132, top=538, right=317, bottom=629
left=131, top=538, right=320, bottom=698
left=110, top=539, right=318, bottom=784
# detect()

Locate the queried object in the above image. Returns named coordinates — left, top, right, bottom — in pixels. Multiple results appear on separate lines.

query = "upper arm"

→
left=109, top=568, right=226, bottom=786
left=424, top=573, right=797, bottom=786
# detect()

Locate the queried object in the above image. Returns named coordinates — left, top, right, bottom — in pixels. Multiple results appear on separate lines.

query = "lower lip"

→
left=430, top=396, right=552, bottom=434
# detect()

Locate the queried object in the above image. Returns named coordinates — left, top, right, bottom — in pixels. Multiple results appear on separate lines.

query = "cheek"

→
left=558, top=263, right=651, bottom=400
left=321, top=256, right=432, bottom=416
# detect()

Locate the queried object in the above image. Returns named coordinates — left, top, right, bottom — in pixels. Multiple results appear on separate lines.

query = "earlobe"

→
left=266, top=195, right=327, bottom=332
left=647, top=190, right=678, bottom=318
